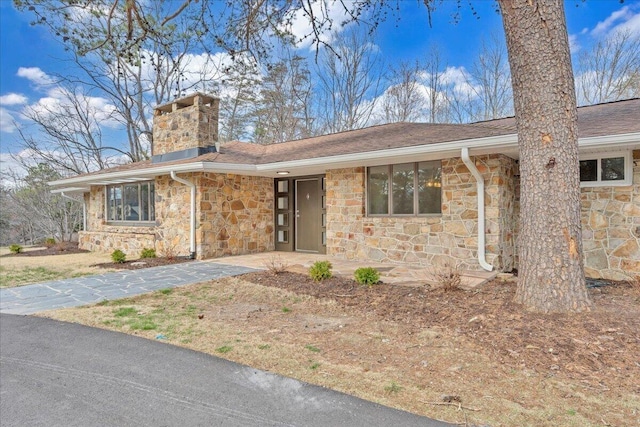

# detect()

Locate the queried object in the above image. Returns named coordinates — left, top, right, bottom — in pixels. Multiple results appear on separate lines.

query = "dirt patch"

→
left=43, top=271, right=640, bottom=427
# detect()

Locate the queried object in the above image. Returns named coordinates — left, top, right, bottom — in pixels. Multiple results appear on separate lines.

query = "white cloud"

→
left=568, top=34, right=580, bottom=54
left=16, top=67, right=56, bottom=86
left=440, top=66, right=479, bottom=98
left=23, top=89, right=120, bottom=131
left=0, top=93, right=28, bottom=106
left=282, top=0, right=354, bottom=49
left=591, top=5, right=640, bottom=37
left=0, top=151, right=28, bottom=187
left=0, top=108, right=18, bottom=133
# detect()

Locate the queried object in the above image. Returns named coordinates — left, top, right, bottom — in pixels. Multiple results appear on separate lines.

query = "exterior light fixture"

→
left=276, top=171, right=290, bottom=175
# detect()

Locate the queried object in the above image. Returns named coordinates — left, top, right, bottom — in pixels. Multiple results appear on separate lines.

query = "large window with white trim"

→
left=579, top=152, right=632, bottom=187
left=367, top=161, right=442, bottom=216
left=106, top=182, right=155, bottom=222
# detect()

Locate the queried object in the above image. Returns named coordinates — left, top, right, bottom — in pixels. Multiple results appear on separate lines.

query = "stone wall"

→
left=78, top=172, right=274, bottom=260
left=152, top=95, right=219, bottom=156
left=196, top=173, right=274, bottom=258
left=580, top=150, right=640, bottom=280
left=325, top=154, right=518, bottom=271
left=79, top=186, right=159, bottom=256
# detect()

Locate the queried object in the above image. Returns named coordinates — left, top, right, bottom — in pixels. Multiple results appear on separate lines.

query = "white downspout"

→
left=61, top=192, right=86, bottom=239
left=170, top=171, right=196, bottom=259
left=461, top=148, right=494, bottom=272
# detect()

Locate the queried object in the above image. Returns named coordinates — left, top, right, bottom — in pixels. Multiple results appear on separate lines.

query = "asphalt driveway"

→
left=0, top=314, right=452, bottom=426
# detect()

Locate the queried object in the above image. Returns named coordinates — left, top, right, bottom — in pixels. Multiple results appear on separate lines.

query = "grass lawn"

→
left=0, top=246, right=114, bottom=288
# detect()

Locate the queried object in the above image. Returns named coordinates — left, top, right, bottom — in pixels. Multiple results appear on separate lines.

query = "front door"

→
left=295, top=179, right=320, bottom=252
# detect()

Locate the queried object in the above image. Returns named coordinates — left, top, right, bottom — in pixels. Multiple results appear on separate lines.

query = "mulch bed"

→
left=92, top=257, right=192, bottom=270
left=242, top=271, right=640, bottom=392
left=2, top=242, right=89, bottom=257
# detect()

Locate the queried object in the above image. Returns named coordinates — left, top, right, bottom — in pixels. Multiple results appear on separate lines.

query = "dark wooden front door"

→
left=295, top=179, right=320, bottom=252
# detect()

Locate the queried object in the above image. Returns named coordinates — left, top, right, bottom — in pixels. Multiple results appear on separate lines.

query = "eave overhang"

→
left=49, top=131, right=640, bottom=193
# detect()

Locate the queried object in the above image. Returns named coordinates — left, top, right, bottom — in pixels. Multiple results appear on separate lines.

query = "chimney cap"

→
left=155, top=92, right=218, bottom=114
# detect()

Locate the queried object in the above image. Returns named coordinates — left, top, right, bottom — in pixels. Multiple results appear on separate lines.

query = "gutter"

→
left=170, top=171, right=196, bottom=259
left=61, top=192, right=86, bottom=237
left=461, top=148, right=494, bottom=272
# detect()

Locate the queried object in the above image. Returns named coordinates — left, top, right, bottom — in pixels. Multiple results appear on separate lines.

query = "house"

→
left=49, top=93, right=640, bottom=280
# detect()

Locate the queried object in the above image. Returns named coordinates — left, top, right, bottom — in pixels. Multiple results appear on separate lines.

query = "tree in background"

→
left=315, top=27, right=384, bottom=133
left=253, top=51, right=315, bottom=144
left=379, top=61, right=427, bottom=123
left=575, top=30, right=640, bottom=105
left=8, top=164, right=82, bottom=243
left=15, top=86, right=129, bottom=175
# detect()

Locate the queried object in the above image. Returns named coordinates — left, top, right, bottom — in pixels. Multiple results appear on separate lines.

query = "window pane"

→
left=602, top=157, right=625, bottom=181
left=277, top=180, right=288, bottom=193
left=418, top=161, right=442, bottom=214
left=108, top=186, right=123, bottom=220
left=392, top=163, right=414, bottom=214
left=277, top=213, right=288, bottom=226
left=140, top=183, right=149, bottom=221
left=368, top=166, right=389, bottom=214
left=149, top=182, right=155, bottom=221
left=277, top=230, right=288, bottom=243
left=278, top=196, right=288, bottom=210
left=123, top=184, right=140, bottom=221
left=580, top=159, right=597, bottom=182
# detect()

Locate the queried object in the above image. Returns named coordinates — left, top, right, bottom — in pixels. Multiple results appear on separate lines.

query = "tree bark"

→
left=498, top=0, right=591, bottom=312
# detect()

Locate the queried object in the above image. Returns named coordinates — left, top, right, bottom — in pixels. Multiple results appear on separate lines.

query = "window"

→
left=367, top=161, right=442, bottom=216
left=106, top=181, right=155, bottom=223
left=579, top=152, right=632, bottom=187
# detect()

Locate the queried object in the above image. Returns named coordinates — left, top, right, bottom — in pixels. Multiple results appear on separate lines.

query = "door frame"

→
left=274, top=175, right=326, bottom=254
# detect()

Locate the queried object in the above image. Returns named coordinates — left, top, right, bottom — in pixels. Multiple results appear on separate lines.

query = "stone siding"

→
left=580, top=150, right=640, bottom=280
left=196, top=173, right=274, bottom=258
left=152, top=96, right=219, bottom=155
left=79, top=187, right=159, bottom=256
left=325, top=154, right=518, bottom=271
left=78, top=172, right=274, bottom=260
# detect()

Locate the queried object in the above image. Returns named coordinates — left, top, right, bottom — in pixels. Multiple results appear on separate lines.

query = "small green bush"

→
left=111, top=249, right=126, bottom=263
left=9, top=244, right=23, bottom=254
left=354, top=267, right=380, bottom=286
left=44, top=238, right=56, bottom=248
left=309, top=260, right=332, bottom=281
left=140, top=248, right=157, bottom=259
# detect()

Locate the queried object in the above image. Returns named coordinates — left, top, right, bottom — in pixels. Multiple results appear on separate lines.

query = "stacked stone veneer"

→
left=78, top=172, right=274, bottom=260
left=580, top=150, right=640, bottom=280
left=153, top=95, right=219, bottom=155
left=195, top=173, right=274, bottom=258
left=325, top=154, right=518, bottom=271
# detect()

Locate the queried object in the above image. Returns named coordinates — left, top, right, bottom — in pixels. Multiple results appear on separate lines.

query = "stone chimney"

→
left=151, top=93, right=220, bottom=162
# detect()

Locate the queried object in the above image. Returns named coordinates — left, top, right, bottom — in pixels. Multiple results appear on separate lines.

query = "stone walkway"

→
left=0, top=261, right=258, bottom=315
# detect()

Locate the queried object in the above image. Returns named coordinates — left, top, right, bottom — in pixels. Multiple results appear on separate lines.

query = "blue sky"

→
left=1, top=0, right=639, bottom=173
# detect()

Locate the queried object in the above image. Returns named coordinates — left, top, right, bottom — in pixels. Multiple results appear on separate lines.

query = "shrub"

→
left=264, top=254, right=289, bottom=275
left=432, top=262, right=462, bottom=292
left=44, top=238, right=56, bottom=248
left=354, top=267, right=380, bottom=286
left=309, top=260, right=332, bottom=281
left=9, top=244, right=22, bottom=254
left=140, top=248, right=157, bottom=259
left=111, top=249, right=127, bottom=263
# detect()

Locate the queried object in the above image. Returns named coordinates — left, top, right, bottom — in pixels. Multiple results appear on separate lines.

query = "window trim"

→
left=579, top=151, right=633, bottom=188
left=366, top=161, right=442, bottom=217
left=105, top=181, right=156, bottom=225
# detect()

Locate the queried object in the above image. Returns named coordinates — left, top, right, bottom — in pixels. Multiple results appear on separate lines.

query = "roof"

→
left=50, top=98, right=640, bottom=192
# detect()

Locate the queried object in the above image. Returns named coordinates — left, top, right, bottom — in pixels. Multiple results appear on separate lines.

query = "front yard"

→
left=40, top=267, right=640, bottom=427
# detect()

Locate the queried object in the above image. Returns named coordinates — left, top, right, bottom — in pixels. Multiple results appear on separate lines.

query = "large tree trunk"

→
left=498, top=0, right=591, bottom=312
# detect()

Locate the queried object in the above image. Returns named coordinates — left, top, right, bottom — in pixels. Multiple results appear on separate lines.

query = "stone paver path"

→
left=0, top=261, right=258, bottom=315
